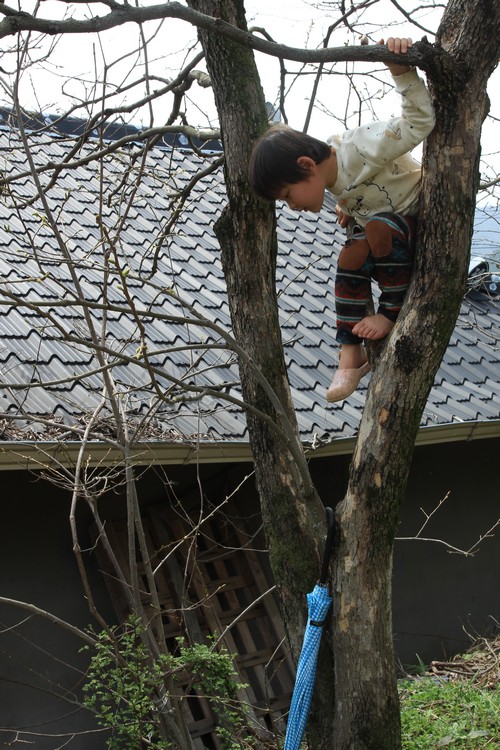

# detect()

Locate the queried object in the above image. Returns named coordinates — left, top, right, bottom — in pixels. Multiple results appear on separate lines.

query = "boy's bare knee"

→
left=338, top=238, right=370, bottom=270
left=366, top=219, right=393, bottom=258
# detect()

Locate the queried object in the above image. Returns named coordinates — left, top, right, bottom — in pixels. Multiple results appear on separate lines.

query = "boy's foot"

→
left=352, top=314, right=394, bottom=340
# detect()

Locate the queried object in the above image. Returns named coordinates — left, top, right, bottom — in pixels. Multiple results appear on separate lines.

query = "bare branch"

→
left=0, top=597, right=95, bottom=645
left=396, top=493, right=500, bottom=556
left=0, top=122, right=221, bottom=193
left=388, top=0, right=439, bottom=34
left=480, top=174, right=500, bottom=190
left=0, top=1, right=440, bottom=70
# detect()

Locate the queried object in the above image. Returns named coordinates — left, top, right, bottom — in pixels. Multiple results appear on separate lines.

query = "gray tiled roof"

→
left=0, top=124, right=499, bottom=448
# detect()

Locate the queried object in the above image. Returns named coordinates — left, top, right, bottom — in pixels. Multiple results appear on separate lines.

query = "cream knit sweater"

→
left=327, top=69, right=435, bottom=225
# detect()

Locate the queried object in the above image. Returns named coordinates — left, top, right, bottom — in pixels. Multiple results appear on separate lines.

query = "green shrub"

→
left=81, top=615, right=255, bottom=750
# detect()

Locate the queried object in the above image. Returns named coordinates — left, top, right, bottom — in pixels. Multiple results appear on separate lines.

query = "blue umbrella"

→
left=284, top=507, right=334, bottom=750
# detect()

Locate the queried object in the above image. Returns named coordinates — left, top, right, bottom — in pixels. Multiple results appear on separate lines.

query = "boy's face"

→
left=277, top=160, right=326, bottom=213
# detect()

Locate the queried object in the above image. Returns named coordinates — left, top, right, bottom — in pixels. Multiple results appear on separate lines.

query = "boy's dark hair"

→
left=248, top=124, right=331, bottom=201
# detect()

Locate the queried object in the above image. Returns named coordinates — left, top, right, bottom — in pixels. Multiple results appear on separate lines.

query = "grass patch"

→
left=400, top=675, right=499, bottom=749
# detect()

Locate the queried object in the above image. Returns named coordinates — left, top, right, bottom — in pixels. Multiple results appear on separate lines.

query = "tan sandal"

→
left=326, top=362, right=371, bottom=403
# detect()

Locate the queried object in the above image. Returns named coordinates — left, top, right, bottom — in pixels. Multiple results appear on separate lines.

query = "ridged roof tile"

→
left=0, top=124, right=499, bottom=445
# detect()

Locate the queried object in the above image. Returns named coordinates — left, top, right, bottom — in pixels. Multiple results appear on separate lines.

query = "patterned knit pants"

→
left=335, top=212, right=416, bottom=345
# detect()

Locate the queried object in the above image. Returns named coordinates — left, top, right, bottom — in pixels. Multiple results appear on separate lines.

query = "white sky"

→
left=2, top=0, right=499, bottom=196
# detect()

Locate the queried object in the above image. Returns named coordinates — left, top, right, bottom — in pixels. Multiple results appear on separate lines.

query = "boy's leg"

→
left=334, top=234, right=374, bottom=347
left=328, top=236, right=372, bottom=402
left=352, top=213, right=415, bottom=339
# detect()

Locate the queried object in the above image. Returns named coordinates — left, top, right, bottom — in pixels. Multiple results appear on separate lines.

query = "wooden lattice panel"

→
left=92, top=499, right=294, bottom=747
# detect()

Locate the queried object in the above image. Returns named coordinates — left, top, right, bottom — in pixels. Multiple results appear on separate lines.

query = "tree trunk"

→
left=186, top=0, right=335, bottom=744
left=332, top=1, right=500, bottom=748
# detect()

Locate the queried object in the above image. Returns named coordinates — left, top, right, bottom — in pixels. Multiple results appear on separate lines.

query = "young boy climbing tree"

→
left=249, top=37, right=435, bottom=402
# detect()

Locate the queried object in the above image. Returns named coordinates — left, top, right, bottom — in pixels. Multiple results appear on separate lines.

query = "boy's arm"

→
left=354, top=37, right=435, bottom=161
left=382, top=36, right=435, bottom=148
left=390, top=68, right=436, bottom=150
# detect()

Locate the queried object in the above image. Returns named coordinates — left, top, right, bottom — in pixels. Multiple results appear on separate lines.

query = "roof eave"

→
left=307, top=418, right=500, bottom=460
left=0, top=419, right=499, bottom=471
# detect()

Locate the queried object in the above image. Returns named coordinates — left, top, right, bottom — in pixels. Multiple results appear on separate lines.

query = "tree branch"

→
left=0, top=1, right=442, bottom=71
left=0, top=597, right=95, bottom=645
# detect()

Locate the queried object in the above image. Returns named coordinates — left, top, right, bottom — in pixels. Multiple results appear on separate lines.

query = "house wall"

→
left=392, top=437, right=500, bottom=668
left=310, top=437, right=499, bottom=666
left=0, top=437, right=498, bottom=745
left=0, top=477, right=117, bottom=749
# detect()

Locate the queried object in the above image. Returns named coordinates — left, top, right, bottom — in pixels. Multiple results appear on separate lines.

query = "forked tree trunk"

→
left=186, top=0, right=335, bottom=744
left=186, top=1, right=499, bottom=748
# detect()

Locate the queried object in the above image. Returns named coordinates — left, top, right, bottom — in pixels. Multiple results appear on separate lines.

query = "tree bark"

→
left=332, top=1, right=499, bottom=748
left=185, top=0, right=335, bottom=744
